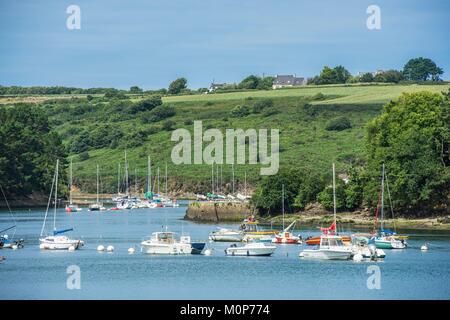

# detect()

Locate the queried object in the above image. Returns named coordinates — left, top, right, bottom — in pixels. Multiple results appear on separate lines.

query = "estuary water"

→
left=1, top=203, right=450, bottom=300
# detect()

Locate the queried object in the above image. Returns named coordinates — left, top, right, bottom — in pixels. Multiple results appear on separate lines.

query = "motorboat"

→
left=209, top=228, right=244, bottom=242
left=89, top=203, right=106, bottom=211
left=351, top=237, right=386, bottom=259
left=0, top=233, right=24, bottom=249
left=39, top=159, right=84, bottom=251
left=65, top=204, right=82, bottom=213
left=299, top=235, right=353, bottom=260
left=225, top=243, right=277, bottom=256
left=373, top=234, right=407, bottom=249
left=141, top=231, right=192, bottom=255
left=180, top=235, right=206, bottom=254
left=239, top=219, right=278, bottom=241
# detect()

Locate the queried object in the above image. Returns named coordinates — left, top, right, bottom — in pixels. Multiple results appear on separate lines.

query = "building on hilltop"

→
left=272, top=74, right=307, bottom=89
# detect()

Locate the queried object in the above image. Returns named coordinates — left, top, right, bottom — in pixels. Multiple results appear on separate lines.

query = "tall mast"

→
left=232, top=164, right=235, bottom=194
left=211, top=164, right=214, bottom=194
left=96, top=164, right=99, bottom=203
left=147, top=156, right=151, bottom=193
left=125, top=150, right=129, bottom=196
left=54, top=159, right=59, bottom=231
left=165, top=162, right=168, bottom=196
left=332, top=163, right=337, bottom=229
left=244, top=172, right=247, bottom=197
left=282, top=184, right=285, bottom=230
left=381, top=163, right=385, bottom=231
left=69, top=157, right=73, bottom=205
left=117, top=162, right=121, bottom=195
left=135, top=168, right=138, bottom=195
left=157, top=167, right=160, bottom=194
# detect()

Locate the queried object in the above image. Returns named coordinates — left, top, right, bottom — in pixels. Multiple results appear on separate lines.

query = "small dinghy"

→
left=225, top=243, right=277, bottom=256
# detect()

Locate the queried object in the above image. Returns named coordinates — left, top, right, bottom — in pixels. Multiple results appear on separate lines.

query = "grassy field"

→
left=3, top=83, right=449, bottom=194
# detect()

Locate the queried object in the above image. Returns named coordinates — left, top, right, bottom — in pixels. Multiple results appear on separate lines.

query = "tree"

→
left=365, top=91, right=450, bottom=215
left=238, top=75, right=260, bottom=89
left=128, top=95, right=162, bottom=114
left=359, top=72, right=374, bottom=83
left=311, top=66, right=351, bottom=85
left=129, top=86, right=143, bottom=94
left=373, top=70, right=403, bottom=83
left=403, top=57, right=443, bottom=81
left=168, top=78, right=187, bottom=94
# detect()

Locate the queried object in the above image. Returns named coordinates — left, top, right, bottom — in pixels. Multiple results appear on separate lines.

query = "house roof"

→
left=273, top=75, right=304, bottom=85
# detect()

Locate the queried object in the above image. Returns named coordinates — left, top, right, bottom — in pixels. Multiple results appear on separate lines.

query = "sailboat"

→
left=65, top=158, right=82, bottom=213
left=39, top=159, right=84, bottom=250
left=371, top=164, right=407, bottom=249
left=89, top=164, right=105, bottom=211
left=0, top=186, right=25, bottom=249
left=299, top=164, right=353, bottom=260
left=272, top=185, right=301, bottom=244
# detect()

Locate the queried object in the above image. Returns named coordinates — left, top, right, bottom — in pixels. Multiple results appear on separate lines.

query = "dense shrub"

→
left=325, top=116, right=352, bottom=131
left=230, top=105, right=250, bottom=117
left=141, top=105, right=176, bottom=123
left=252, top=99, right=273, bottom=113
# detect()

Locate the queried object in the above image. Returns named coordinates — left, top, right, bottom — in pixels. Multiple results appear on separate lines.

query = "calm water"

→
left=1, top=203, right=450, bottom=300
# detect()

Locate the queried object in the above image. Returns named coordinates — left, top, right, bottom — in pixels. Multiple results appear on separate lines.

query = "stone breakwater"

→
left=185, top=201, right=253, bottom=222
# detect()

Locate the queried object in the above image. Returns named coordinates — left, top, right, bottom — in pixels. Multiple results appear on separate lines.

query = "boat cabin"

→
left=151, top=232, right=177, bottom=243
left=320, top=235, right=345, bottom=248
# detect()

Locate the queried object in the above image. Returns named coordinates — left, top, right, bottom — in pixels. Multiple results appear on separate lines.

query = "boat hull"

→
left=141, top=242, right=192, bottom=255
left=209, top=232, right=243, bottom=242
left=300, top=248, right=352, bottom=260
left=39, top=238, right=84, bottom=250
left=190, top=242, right=206, bottom=254
left=226, top=245, right=276, bottom=256
left=375, top=239, right=406, bottom=249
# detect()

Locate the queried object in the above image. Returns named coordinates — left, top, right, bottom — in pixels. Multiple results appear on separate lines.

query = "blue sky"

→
left=0, top=0, right=449, bottom=89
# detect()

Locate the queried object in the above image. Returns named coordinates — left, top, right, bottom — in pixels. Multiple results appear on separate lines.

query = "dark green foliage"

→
left=141, top=105, right=176, bottom=123
left=238, top=75, right=260, bottom=90
left=359, top=73, right=374, bottom=83
left=373, top=70, right=404, bottom=83
left=252, top=99, right=273, bottom=113
left=162, top=120, right=175, bottom=131
left=365, top=91, right=450, bottom=215
left=230, top=105, right=250, bottom=117
left=0, top=105, right=67, bottom=196
left=78, top=151, right=90, bottom=161
left=168, top=78, right=188, bottom=94
left=311, top=65, right=351, bottom=85
left=325, top=116, right=352, bottom=131
left=403, top=57, right=443, bottom=81
left=127, top=96, right=162, bottom=114
left=129, top=86, right=143, bottom=94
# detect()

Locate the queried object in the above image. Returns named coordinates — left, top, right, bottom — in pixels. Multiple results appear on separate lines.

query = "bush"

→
left=162, top=120, right=175, bottom=131
left=311, top=92, right=325, bottom=101
left=127, top=96, right=162, bottom=114
left=252, top=99, right=273, bottom=113
left=325, top=116, right=352, bottom=131
left=230, top=105, right=250, bottom=117
left=184, top=119, right=193, bottom=125
left=262, top=108, right=279, bottom=117
left=79, top=151, right=90, bottom=161
left=141, top=105, right=176, bottom=123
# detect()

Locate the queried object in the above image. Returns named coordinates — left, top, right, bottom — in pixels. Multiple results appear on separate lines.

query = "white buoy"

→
left=68, top=246, right=76, bottom=252
left=421, top=244, right=428, bottom=251
left=128, top=247, right=135, bottom=254
left=204, top=249, right=212, bottom=256
left=39, top=244, right=46, bottom=250
left=106, top=245, right=114, bottom=252
left=97, top=245, right=105, bottom=252
left=11, top=244, right=18, bottom=250
left=353, top=253, right=364, bottom=262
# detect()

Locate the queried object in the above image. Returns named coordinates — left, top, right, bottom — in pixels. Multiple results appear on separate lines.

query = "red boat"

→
left=271, top=221, right=301, bottom=244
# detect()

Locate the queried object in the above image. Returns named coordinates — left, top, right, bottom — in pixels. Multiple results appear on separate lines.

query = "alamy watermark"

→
left=171, top=121, right=279, bottom=175
left=66, top=5, right=81, bottom=30
left=366, top=265, right=381, bottom=290
left=366, top=5, right=381, bottom=30
left=66, top=265, right=81, bottom=290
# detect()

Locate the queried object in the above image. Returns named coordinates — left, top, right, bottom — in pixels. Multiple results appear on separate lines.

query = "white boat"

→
left=39, top=159, right=84, bottom=251
left=352, top=243, right=386, bottom=259
left=299, top=164, right=352, bottom=260
left=209, top=228, right=244, bottom=242
left=225, top=243, right=277, bottom=256
left=89, top=165, right=106, bottom=211
left=40, top=235, right=84, bottom=250
left=65, top=158, right=82, bottom=213
left=300, top=235, right=353, bottom=260
left=141, top=231, right=192, bottom=255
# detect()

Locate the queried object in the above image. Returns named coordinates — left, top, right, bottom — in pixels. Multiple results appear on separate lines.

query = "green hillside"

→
left=35, top=83, right=450, bottom=194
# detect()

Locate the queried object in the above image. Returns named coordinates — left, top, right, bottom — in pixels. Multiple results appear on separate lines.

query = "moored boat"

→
left=225, top=243, right=277, bottom=256
left=180, top=235, right=206, bottom=254
left=209, top=228, right=244, bottom=242
left=141, top=231, right=191, bottom=255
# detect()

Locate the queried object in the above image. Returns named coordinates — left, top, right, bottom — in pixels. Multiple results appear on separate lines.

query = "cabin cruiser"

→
left=209, top=228, right=244, bottom=242
left=141, top=231, right=192, bottom=255
left=225, top=243, right=277, bottom=256
left=299, top=235, right=353, bottom=260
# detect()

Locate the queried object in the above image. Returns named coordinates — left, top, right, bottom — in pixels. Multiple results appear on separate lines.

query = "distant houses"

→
left=272, top=74, right=307, bottom=89
left=208, top=83, right=228, bottom=93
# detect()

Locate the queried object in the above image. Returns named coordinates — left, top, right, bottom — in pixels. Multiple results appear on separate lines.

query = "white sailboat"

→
left=225, top=243, right=277, bottom=256
left=65, top=157, right=82, bottom=213
left=299, top=163, right=352, bottom=260
left=89, top=164, right=105, bottom=211
left=40, top=159, right=84, bottom=250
